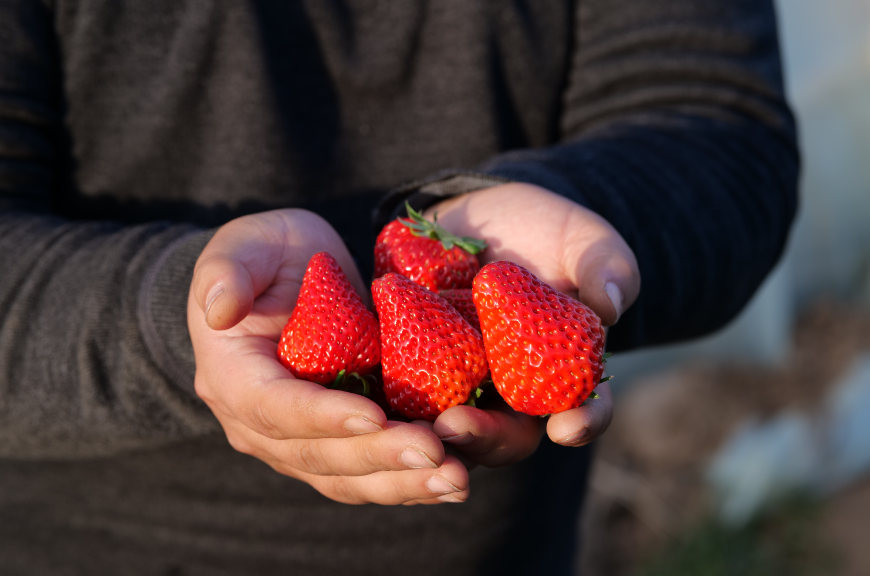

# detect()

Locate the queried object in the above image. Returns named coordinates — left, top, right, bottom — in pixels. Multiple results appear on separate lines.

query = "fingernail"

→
left=426, top=475, right=460, bottom=494
left=437, top=493, right=465, bottom=503
left=560, top=427, right=589, bottom=446
left=400, top=448, right=438, bottom=469
left=205, top=284, right=225, bottom=322
left=439, top=432, right=474, bottom=445
left=343, top=416, right=383, bottom=435
left=604, top=282, right=623, bottom=323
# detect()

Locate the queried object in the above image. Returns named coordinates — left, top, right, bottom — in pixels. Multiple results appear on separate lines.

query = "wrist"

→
left=141, top=228, right=216, bottom=396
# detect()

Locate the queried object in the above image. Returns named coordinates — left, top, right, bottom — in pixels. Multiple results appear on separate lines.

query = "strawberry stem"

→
left=463, top=386, right=485, bottom=407
left=463, top=375, right=493, bottom=408
left=581, top=390, right=602, bottom=407
left=331, top=369, right=346, bottom=390
left=329, top=369, right=372, bottom=398
left=401, top=202, right=488, bottom=255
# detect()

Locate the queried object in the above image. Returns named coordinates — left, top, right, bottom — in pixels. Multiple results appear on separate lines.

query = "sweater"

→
left=0, top=1, right=798, bottom=574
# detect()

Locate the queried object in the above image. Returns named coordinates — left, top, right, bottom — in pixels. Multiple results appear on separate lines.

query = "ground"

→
left=578, top=300, right=870, bottom=576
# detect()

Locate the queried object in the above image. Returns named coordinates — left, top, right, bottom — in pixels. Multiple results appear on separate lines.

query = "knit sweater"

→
left=0, top=1, right=797, bottom=574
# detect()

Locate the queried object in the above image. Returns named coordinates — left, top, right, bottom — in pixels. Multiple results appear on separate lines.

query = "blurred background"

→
left=578, top=1, right=870, bottom=574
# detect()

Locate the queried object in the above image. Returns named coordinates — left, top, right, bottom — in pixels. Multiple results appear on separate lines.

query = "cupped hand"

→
left=188, top=209, right=469, bottom=505
left=425, top=183, right=640, bottom=466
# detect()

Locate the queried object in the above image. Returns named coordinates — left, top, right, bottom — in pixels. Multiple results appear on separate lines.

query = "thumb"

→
left=191, top=252, right=255, bottom=331
left=567, top=230, right=640, bottom=327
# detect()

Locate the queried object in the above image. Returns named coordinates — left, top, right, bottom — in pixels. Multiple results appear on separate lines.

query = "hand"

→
left=188, top=209, right=469, bottom=505
left=425, top=183, right=640, bottom=465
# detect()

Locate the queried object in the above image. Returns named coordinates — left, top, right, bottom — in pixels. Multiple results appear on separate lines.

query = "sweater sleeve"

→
left=0, top=0, right=219, bottom=459
left=376, top=0, right=799, bottom=352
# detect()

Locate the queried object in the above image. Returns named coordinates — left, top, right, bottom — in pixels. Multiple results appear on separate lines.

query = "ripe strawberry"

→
left=278, top=252, right=380, bottom=385
left=372, top=273, right=488, bottom=421
left=438, top=289, right=481, bottom=333
left=374, top=203, right=487, bottom=291
left=472, top=261, right=607, bottom=416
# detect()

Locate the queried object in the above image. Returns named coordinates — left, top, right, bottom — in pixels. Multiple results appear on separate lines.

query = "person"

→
left=0, top=0, right=797, bottom=574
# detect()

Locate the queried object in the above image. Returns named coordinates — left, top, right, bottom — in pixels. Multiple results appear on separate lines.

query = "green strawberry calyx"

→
left=579, top=361, right=614, bottom=406
left=330, top=369, right=376, bottom=398
left=400, top=202, right=488, bottom=255
left=591, top=353, right=614, bottom=391
left=463, top=376, right=492, bottom=408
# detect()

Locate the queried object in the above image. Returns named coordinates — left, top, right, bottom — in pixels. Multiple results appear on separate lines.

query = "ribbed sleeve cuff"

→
left=138, top=229, right=216, bottom=397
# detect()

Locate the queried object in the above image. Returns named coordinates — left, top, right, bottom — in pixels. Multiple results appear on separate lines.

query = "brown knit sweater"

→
left=0, top=1, right=797, bottom=574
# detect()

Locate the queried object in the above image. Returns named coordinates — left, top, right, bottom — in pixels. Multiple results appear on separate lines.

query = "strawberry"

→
left=439, top=288, right=490, bottom=387
left=438, top=289, right=481, bottom=333
left=278, top=252, right=380, bottom=385
left=372, top=273, right=489, bottom=421
left=472, top=261, right=608, bottom=416
left=374, top=203, right=487, bottom=291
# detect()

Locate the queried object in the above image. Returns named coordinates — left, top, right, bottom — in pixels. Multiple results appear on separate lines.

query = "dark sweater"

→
left=0, top=1, right=797, bottom=574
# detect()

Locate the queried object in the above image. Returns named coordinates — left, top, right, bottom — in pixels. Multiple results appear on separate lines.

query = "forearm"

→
left=0, top=212, right=219, bottom=458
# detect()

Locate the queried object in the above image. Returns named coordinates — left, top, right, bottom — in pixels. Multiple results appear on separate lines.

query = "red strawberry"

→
left=374, top=203, right=487, bottom=291
left=372, top=273, right=488, bottom=421
left=278, top=252, right=380, bottom=385
left=439, top=289, right=481, bottom=333
left=472, top=261, right=607, bottom=416
left=364, top=368, right=404, bottom=420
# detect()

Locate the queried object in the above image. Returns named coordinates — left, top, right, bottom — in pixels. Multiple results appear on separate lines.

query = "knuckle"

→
left=475, top=432, right=499, bottom=454
left=294, top=441, right=330, bottom=475
left=300, top=393, right=323, bottom=428
left=250, top=399, right=283, bottom=439
left=286, top=387, right=322, bottom=432
left=387, top=473, right=417, bottom=504
left=355, top=444, right=383, bottom=472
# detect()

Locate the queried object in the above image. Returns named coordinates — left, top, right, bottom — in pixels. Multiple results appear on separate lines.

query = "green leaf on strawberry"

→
left=374, top=208, right=487, bottom=291
left=401, top=202, right=488, bottom=255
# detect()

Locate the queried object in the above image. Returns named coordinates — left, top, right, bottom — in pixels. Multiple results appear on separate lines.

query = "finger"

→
left=192, top=209, right=365, bottom=330
left=563, top=221, right=640, bottom=327
left=296, top=455, right=470, bottom=505
left=412, top=416, right=478, bottom=469
left=433, top=404, right=544, bottom=467
left=193, top=328, right=391, bottom=442
left=240, top=376, right=390, bottom=441
left=443, top=444, right=478, bottom=472
left=243, top=421, right=446, bottom=476
left=546, top=381, right=614, bottom=446
left=192, top=252, right=256, bottom=330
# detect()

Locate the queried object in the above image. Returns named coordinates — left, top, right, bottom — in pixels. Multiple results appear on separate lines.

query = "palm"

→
left=427, top=184, right=623, bottom=308
left=188, top=208, right=370, bottom=413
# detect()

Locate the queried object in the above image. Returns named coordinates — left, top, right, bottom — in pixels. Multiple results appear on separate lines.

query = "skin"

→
left=188, top=183, right=640, bottom=506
